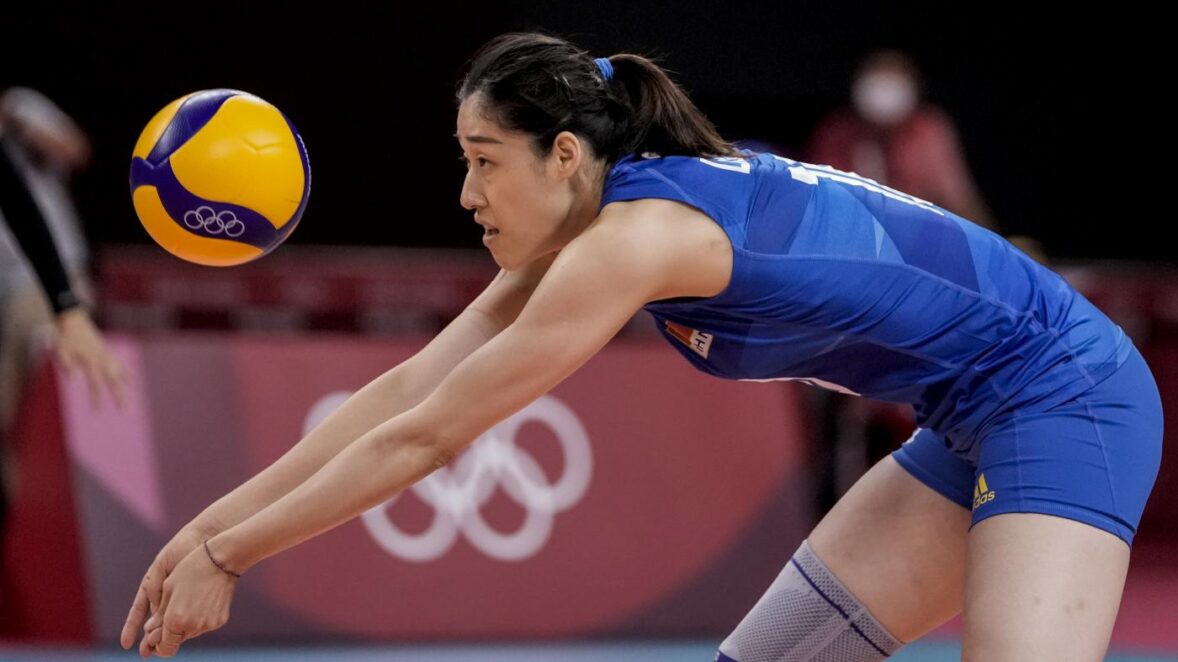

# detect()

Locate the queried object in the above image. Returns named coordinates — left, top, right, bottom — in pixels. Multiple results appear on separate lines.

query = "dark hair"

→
left=457, top=32, right=742, bottom=165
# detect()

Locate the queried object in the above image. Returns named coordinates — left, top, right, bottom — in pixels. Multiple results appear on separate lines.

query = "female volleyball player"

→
left=121, top=32, right=1162, bottom=660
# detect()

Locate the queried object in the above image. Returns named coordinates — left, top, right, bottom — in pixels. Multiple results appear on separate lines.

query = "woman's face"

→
left=456, top=93, right=579, bottom=270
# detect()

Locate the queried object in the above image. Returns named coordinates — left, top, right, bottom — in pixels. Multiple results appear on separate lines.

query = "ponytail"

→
left=605, top=54, right=742, bottom=159
left=458, top=32, right=742, bottom=165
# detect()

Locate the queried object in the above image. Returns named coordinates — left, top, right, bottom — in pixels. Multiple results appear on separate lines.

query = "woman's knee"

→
left=808, top=456, right=970, bottom=642
left=718, top=539, right=903, bottom=662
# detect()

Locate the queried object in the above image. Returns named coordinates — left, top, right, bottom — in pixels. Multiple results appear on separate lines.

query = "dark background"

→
left=1, top=4, right=1157, bottom=261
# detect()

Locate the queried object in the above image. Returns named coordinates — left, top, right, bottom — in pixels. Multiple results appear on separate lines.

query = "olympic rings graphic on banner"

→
left=303, top=392, right=593, bottom=562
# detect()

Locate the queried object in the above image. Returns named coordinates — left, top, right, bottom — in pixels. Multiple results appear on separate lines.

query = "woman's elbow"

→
left=376, top=412, right=459, bottom=475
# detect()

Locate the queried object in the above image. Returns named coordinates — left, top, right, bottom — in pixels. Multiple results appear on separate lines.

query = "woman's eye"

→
left=458, top=156, right=489, bottom=169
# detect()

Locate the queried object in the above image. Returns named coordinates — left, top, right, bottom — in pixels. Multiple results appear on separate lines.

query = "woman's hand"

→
left=136, top=541, right=239, bottom=658
left=120, top=525, right=214, bottom=656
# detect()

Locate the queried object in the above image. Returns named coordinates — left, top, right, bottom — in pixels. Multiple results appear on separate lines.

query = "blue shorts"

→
left=892, top=347, right=1163, bottom=546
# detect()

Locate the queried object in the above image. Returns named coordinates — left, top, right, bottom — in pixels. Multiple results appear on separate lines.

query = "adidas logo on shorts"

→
left=972, top=473, right=996, bottom=510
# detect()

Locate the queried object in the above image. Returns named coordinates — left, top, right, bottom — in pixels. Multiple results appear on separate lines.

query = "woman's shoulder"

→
left=587, top=198, right=732, bottom=300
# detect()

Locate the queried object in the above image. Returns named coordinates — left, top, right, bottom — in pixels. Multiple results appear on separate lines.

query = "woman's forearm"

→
left=186, top=306, right=503, bottom=538
left=209, top=409, right=445, bottom=573
left=189, top=365, right=422, bottom=537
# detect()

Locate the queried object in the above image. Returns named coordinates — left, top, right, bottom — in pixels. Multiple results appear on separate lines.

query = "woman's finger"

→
left=144, top=558, right=168, bottom=615
left=120, top=583, right=149, bottom=649
left=139, top=624, right=161, bottom=659
left=145, top=579, right=172, bottom=632
left=155, top=625, right=185, bottom=658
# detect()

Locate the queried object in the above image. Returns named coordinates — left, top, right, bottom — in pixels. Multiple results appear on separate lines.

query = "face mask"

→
left=852, top=72, right=917, bottom=125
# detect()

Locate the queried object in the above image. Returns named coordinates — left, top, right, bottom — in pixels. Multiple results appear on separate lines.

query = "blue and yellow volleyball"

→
left=129, top=89, right=310, bottom=266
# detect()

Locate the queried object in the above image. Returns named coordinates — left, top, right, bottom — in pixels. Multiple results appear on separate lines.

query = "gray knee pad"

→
left=717, top=540, right=902, bottom=662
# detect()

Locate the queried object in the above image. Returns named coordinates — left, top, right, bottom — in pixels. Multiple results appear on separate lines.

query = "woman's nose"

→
left=460, top=173, right=485, bottom=210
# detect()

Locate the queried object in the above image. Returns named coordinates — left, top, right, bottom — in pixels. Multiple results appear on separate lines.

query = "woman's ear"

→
left=551, top=131, right=583, bottom=178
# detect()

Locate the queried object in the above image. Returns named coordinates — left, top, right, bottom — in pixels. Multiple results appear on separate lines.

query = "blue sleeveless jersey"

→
left=600, top=152, right=1132, bottom=457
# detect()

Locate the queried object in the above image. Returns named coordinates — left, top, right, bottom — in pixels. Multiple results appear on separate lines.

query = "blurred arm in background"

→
left=0, top=87, right=125, bottom=422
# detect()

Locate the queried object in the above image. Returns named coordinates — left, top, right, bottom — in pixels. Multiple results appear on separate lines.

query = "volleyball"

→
left=128, top=89, right=310, bottom=266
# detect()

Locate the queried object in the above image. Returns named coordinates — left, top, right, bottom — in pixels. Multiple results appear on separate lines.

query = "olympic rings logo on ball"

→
left=303, top=393, right=594, bottom=562
left=183, top=206, right=246, bottom=238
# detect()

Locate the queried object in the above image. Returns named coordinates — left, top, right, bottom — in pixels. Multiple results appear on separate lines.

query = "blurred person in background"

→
left=807, top=49, right=1046, bottom=261
left=807, top=49, right=999, bottom=232
left=0, top=86, right=127, bottom=542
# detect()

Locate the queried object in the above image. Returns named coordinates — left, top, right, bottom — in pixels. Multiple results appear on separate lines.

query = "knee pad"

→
left=717, top=540, right=902, bottom=662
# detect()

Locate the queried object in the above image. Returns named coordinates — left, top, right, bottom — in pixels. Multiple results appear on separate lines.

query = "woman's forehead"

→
left=457, top=96, right=496, bottom=135
left=456, top=95, right=524, bottom=148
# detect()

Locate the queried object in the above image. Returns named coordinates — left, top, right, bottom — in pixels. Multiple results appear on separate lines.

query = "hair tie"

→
left=594, top=57, right=614, bottom=82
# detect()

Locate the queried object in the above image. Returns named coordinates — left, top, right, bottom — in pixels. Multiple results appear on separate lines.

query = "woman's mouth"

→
left=475, top=215, right=499, bottom=240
